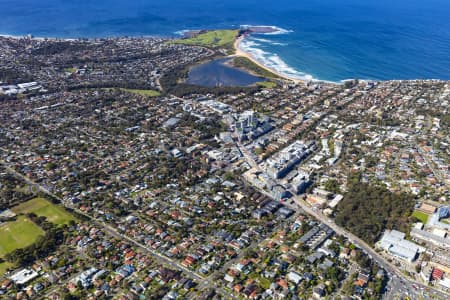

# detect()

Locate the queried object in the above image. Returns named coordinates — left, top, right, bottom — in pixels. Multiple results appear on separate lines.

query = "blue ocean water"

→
left=1, top=0, right=449, bottom=82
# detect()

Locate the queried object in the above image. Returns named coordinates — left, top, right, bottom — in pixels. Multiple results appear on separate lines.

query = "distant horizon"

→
left=1, top=0, right=449, bottom=82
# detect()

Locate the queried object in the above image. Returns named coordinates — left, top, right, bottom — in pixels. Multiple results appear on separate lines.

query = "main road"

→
left=235, top=141, right=449, bottom=300
left=2, top=142, right=448, bottom=299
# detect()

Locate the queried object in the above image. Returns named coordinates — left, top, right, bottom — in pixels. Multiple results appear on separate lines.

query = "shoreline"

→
left=232, top=33, right=366, bottom=85
left=233, top=35, right=305, bottom=84
left=0, top=33, right=171, bottom=41
left=2, top=31, right=444, bottom=85
left=0, top=32, right=349, bottom=85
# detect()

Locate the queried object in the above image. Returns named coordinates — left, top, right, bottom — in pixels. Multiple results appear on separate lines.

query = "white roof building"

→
left=378, top=230, right=425, bottom=262
left=287, top=271, right=303, bottom=285
left=10, top=268, right=39, bottom=285
left=439, top=278, right=450, bottom=290
left=410, top=227, right=450, bottom=249
left=328, top=194, right=344, bottom=209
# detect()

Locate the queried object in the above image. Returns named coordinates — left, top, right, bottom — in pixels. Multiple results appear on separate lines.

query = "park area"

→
left=120, top=88, right=161, bottom=97
left=0, top=216, right=44, bottom=257
left=0, top=198, right=75, bottom=274
left=12, top=197, right=76, bottom=226
left=412, top=210, right=429, bottom=224
left=0, top=216, right=44, bottom=274
left=173, top=29, right=238, bottom=53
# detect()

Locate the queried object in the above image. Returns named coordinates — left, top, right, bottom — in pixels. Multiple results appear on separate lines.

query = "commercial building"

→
left=299, top=223, right=334, bottom=250
left=377, top=230, right=424, bottom=262
left=291, top=171, right=311, bottom=194
left=271, top=185, right=290, bottom=200
left=410, top=226, right=450, bottom=249
left=438, top=278, right=450, bottom=290
left=234, top=110, right=273, bottom=142
left=428, top=206, right=450, bottom=231
left=9, top=269, right=39, bottom=285
left=203, top=100, right=231, bottom=114
left=266, top=140, right=315, bottom=179
left=418, top=203, right=437, bottom=215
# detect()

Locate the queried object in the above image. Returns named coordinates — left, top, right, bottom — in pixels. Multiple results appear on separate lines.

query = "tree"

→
left=5, top=221, right=64, bottom=266
left=323, top=179, right=340, bottom=194
left=76, top=280, right=83, bottom=290
left=63, top=293, right=80, bottom=300
left=223, top=172, right=235, bottom=181
left=415, top=264, right=421, bottom=273
left=334, top=172, right=414, bottom=244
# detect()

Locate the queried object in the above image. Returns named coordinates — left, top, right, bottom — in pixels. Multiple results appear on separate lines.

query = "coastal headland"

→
left=3, top=27, right=303, bottom=86
left=173, top=27, right=304, bottom=85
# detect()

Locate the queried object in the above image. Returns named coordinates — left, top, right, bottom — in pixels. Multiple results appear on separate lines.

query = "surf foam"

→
left=239, top=35, right=316, bottom=81
left=252, top=37, right=287, bottom=46
left=240, top=25, right=293, bottom=35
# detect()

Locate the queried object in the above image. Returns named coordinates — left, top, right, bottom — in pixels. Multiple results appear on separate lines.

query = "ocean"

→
left=1, top=0, right=449, bottom=82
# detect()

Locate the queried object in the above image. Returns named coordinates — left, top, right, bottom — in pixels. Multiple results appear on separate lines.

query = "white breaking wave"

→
left=251, top=37, right=273, bottom=43
left=252, top=37, right=287, bottom=46
left=263, top=28, right=294, bottom=35
left=239, top=37, right=316, bottom=81
left=241, top=39, right=261, bottom=47
left=173, top=29, right=198, bottom=36
left=240, top=25, right=293, bottom=35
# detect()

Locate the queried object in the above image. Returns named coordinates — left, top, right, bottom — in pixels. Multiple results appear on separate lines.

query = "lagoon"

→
left=1, top=0, right=449, bottom=81
left=186, top=58, right=266, bottom=87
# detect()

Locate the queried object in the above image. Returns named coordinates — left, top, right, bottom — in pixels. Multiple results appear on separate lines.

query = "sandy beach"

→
left=233, top=35, right=304, bottom=84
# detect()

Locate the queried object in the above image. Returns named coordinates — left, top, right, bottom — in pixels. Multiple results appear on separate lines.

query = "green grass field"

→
left=64, top=67, right=77, bottom=73
left=0, top=216, right=44, bottom=257
left=12, top=197, right=76, bottom=226
left=412, top=210, right=429, bottom=224
left=172, top=30, right=238, bottom=53
left=256, top=81, right=277, bottom=89
left=0, top=261, right=14, bottom=276
left=120, top=88, right=161, bottom=97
